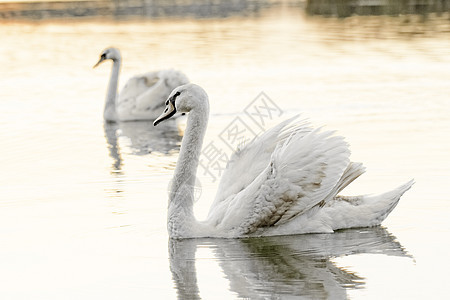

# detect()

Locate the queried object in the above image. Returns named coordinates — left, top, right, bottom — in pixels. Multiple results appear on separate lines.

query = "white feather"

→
left=156, top=84, right=414, bottom=239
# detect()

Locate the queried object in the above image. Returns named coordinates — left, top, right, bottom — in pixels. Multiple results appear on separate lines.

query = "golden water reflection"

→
left=0, top=3, right=449, bottom=299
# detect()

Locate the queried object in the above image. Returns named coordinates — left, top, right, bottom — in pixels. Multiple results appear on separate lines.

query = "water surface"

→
left=0, top=5, right=449, bottom=299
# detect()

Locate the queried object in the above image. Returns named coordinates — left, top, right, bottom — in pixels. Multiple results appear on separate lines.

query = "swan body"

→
left=94, top=47, right=189, bottom=122
left=154, top=83, right=414, bottom=239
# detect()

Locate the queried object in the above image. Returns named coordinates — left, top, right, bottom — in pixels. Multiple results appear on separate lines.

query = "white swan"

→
left=94, top=47, right=189, bottom=122
left=154, top=83, right=414, bottom=239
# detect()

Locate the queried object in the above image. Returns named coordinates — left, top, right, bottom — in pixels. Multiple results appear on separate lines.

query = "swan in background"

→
left=94, top=47, right=189, bottom=122
left=154, top=83, right=414, bottom=239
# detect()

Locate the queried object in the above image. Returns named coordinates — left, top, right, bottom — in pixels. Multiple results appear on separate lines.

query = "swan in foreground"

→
left=154, top=83, right=414, bottom=239
left=94, top=47, right=189, bottom=122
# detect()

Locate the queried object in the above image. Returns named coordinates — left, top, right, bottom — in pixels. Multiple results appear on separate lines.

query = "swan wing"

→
left=134, top=70, right=189, bottom=112
left=209, top=115, right=312, bottom=215
left=118, top=72, right=159, bottom=103
left=117, top=70, right=189, bottom=120
left=209, top=125, right=350, bottom=235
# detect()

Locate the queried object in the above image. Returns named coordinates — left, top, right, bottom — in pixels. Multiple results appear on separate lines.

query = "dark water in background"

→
left=0, top=1, right=449, bottom=299
left=0, top=0, right=449, bottom=20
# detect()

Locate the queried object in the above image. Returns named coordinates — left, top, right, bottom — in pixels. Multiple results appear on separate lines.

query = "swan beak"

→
left=93, top=57, right=106, bottom=68
left=154, top=100, right=176, bottom=126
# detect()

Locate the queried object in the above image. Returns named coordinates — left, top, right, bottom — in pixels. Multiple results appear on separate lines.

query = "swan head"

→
left=93, top=47, right=121, bottom=68
left=154, top=83, right=208, bottom=126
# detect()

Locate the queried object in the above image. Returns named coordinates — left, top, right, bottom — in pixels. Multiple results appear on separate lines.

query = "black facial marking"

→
left=167, top=90, right=182, bottom=106
left=154, top=103, right=177, bottom=126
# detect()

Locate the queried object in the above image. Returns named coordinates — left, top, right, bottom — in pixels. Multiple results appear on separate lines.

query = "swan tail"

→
left=325, top=162, right=366, bottom=200
left=322, top=179, right=414, bottom=230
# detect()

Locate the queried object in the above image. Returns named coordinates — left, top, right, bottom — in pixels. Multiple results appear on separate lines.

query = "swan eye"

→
left=101, top=53, right=106, bottom=59
left=166, top=90, right=181, bottom=107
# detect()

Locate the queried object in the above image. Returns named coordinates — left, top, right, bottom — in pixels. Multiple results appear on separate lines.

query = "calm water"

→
left=1, top=5, right=450, bottom=299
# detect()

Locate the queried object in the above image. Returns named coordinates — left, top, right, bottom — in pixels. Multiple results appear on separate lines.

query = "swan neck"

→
left=168, top=101, right=209, bottom=237
left=104, top=59, right=121, bottom=122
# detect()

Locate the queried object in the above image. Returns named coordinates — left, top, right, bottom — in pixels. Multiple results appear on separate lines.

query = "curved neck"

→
left=104, top=59, right=121, bottom=122
left=168, top=100, right=209, bottom=237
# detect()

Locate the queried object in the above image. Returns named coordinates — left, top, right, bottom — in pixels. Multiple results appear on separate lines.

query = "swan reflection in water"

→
left=170, top=226, right=411, bottom=299
left=104, top=120, right=183, bottom=171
